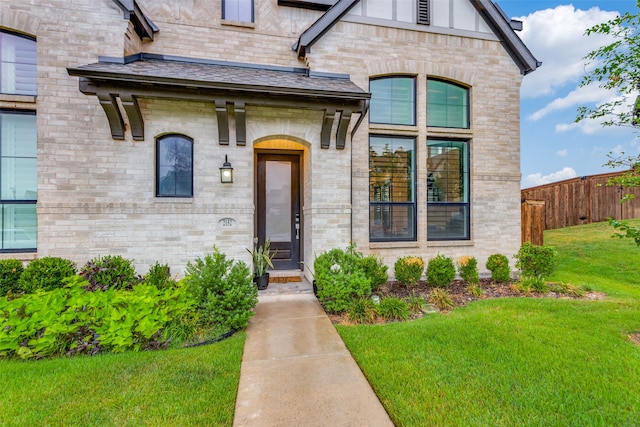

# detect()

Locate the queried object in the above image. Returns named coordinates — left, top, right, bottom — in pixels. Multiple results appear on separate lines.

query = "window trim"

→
left=155, top=134, right=194, bottom=198
left=369, top=134, right=417, bottom=242
left=427, top=78, right=470, bottom=129
left=369, top=75, right=417, bottom=126
left=426, top=138, right=470, bottom=241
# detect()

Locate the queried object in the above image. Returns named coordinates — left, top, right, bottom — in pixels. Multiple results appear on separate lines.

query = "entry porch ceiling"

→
left=67, top=53, right=370, bottom=149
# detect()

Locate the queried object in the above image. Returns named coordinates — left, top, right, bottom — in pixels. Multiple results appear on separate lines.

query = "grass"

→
left=337, top=220, right=640, bottom=426
left=0, top=333, right=245, bottom=427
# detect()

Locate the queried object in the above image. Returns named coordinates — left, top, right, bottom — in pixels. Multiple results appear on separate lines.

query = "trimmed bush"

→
left=514, top=242, right=558, bottom=281
left=184, top=246, right=257, bottom=331
left=486, top=254, right=511, bottom=282
left=0, top=259, right=23, bottom=296
left=314, top=246, right=374, bottom=313
left=17, top=257, right=77, bottom=294
left=426, top=253, right=456, bottom=287
left=359, top=254, right=389, bottom=291
left=80, top=255, right=138, bottom=291
left=394, top=256, right=425, bottom=286
left=457, top=256, right=479, bottom=285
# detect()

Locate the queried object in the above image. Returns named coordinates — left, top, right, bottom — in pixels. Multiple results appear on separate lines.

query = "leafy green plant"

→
left=405, top=295, right=428, bottom=314
left=426, top=253, right=456, bottom=288
left=467, top=283, right=483, bottom=297
left=184, top=246, right=257, bottom=331
left=378, top=297, right=410, bottom=321
left=549, top=282, right=586, bottom=298
left=314, top=246, right=373, bottom=313
left=0, top=276, right=196, bottom=359
left=0, top=259, right=23, bottom=297
left=429, top=288, right=454, bottom=311
left=145, top=262, right=176, bottom=290
left=347, top=297, right=378, bottom=324
left=457, top=256, right=479, bottom=285
left=520, top=275, right=549, bottom=293
left=80, top=255, right=139, bottom=291
left=246, top=238, right=276, bottom=276
left=486, top=254, right=511, bottom=282
left=515, top=242, right=558, bottom=280
left=394, top=256, right=425, bottom=286
left=17, top=257, right=77, bottom=294
left=359, top=254, right=389, bottom=291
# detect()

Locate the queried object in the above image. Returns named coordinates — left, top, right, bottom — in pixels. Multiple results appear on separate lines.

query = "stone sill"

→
left=221, top=20, right=255, bottom=29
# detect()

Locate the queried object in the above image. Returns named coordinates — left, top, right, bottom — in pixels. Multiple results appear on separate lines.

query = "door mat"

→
left=269, top=276, right=302, bottom=283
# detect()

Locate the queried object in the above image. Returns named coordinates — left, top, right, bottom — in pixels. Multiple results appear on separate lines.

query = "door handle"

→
left=295, top=213, right=300, bottom=240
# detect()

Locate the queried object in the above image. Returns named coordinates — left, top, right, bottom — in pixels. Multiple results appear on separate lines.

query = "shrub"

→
left=405, top=295, right=428, bottom=314
left=17, top=257, right=77, bottom=294
left=184, top=246, right=257, bottom=331
left=347, top=297, right=378, bottom=324
left=80, top=255, right=139, bottom=291
left=549, top=282, right=586, bottom=297
left=467, top=283, right=483, bottom=297
left=514, top=242, right=558, bottom=281
left=0, top=276, right=196, bottom=359
left=394, top=256, right=424, bottom=286
left=457, top=256, right=479, bottom=285
left=521, top=275, right=549, bottom=293
left=426, top=253, right=456, bottom=287
left=145, top=262, right=176, bottom=290
left=0, top=259, right=23, bottom=296
left=359, top=254, right=388, bottom=291
left=314, top=246, right=373, bottom=313
left=378, top=297, right=410, bottom=321
left=486, top=254, right=511, bottom=282
left=429, top=288, right=454, bottom=311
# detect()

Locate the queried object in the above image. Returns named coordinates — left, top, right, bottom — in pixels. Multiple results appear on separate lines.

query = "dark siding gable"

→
left=417, top=0, right=429, bottom=25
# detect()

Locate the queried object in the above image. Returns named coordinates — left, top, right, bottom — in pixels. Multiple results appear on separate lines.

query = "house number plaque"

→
left=218, top=218, right=236, bottom=228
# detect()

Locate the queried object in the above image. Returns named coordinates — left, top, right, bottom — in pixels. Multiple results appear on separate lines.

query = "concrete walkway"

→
left=233, top=281, right=394, bottom=427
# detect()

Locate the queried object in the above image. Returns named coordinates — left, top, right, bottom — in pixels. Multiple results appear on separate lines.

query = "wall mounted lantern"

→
left=220, top=155, right=234, bottom=184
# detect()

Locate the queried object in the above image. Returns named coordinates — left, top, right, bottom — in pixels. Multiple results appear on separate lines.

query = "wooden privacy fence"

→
left=521, top=170, right=640, bottom=244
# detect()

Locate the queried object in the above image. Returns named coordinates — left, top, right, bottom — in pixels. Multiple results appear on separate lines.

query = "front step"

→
left=260, top=269, right=313, bottom=295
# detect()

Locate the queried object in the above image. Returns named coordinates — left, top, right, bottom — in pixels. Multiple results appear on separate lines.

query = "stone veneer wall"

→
left=0, top=0, right=524, bottom=276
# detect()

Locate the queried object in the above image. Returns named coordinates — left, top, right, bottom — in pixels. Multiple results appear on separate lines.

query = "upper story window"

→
left=0, top=110, right=37, bottom=251
left=156, top=134, right=194, bottom=198
left=370, top=76, right=416, bottom=126
left=223, top=0, right=254, bottom=22
left=427, top=79, right=469, bottom=128
left=0, top=31, right=36, bottom=96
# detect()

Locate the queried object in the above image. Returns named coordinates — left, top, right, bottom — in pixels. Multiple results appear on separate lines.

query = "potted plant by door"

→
left=247, top=238, right=276, bottom=290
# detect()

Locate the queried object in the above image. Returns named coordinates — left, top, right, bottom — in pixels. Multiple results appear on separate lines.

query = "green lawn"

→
left=0, top=333, right=245, bottom=427
left=338, top=220, right=640, bottom=426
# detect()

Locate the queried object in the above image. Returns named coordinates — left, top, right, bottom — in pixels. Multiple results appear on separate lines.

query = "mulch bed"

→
left=327, top=279, right=606, bottom=325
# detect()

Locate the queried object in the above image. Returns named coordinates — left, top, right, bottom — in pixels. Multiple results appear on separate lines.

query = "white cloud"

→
left=554, top=91, right=638, bottom=134
left=517, top=6, right=619, bottom=99
left=528, top=84, right=609, bottom=121
left=556, top=149, right=568, bottom=156
left=522, top=167, right=578, bottom=188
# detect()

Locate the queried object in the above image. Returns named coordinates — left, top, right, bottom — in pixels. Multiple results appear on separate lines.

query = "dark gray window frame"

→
left=0, top=109, right=37, bottom=252
left=156, top=134, right=194, bottom=198
left=0, top=30, right=37, bottom=97
left=369, top=75, right=417, bottom=126
left=426, top=138, right=470, bottom=241
left=369, top=134, right=417, bottom=242
left=222, top=0, right=255, bottom=23
left=427, top=78, right=470, bottom=129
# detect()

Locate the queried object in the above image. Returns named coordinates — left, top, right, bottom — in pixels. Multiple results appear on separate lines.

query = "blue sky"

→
left=494, top=1, right=639, bottom=188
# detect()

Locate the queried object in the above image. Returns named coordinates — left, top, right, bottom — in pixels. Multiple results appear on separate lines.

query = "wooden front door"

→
left=257, top=153, right=301, bottom=270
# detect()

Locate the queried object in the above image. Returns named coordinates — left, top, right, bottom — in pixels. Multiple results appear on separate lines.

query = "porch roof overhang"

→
left=67, top=53, right=370, bottom=148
